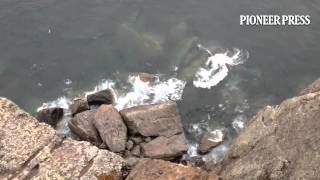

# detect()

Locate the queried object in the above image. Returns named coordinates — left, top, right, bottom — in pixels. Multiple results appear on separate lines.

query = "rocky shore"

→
left=1, top=78, right=320, bottom=179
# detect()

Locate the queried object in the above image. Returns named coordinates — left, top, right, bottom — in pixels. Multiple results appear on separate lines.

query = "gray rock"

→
left=126, top=140, right=134, bottom=150
left=141, top=133, right=188, bottom=160
left=131, top=136, right=143, bottom=145
left=199, top=129, right=226, bottom=154
left=213, top=92, right=320, bottom=180
left=94, top=105, right=127, bottom=152
left=120, top=102, right=183, bottom=137
left=70, top=98, right=89, bottom=116
left=0, top=97, right=124, bottom=180
left=87, top=89, right=114, bottom=106
left=36, top=107, right=63, bottom=127
left=125, top=156, right=140, bottom=169
left=131, top=145, right=141, bottom=157
left=68, top=110, right=102, bottom=146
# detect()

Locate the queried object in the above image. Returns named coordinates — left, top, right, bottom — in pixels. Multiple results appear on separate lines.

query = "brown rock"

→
left=137, top=72, right=157, bottom=83
left=120, top=102, right=183, bottom=137
left=36, top=107, right=64, bottom=127
left=126, top=159, right=215, bottom=180
left=70, top=98, right=89, bottom=116
left=141, top=133, right=188, bottom=160
left=0, top=97, right=124, bottom=180
left=94, top=105, right=127, bottom=152
left=68, top=110, right=102, bottom=145
left=214, top=92, right=320, bottom=179
left=199, top=129, right=226, bottom=154
left=87, top=89, right=114, bottom=106
left=300, top=78, right=320, bottom=95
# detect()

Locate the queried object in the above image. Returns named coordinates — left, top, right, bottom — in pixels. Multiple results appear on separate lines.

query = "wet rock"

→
left=94, top=105, right=127, bottom=152
left=126, top=140, right=134, bottom=150
left=300, top=78, right=320, bottom=95
left=136, top=72, right=157, bottom=83
left=120, top=102, right=183, bottom=137
left=0, top=97, right=124, bottom=180
left=36, top=107, right=63, bottom=127
left=131, top=145, right=141, bottom=157
left=87, top=89, right=114, bottom=106
left=141, top=134, right=188, bottom=160
left=70, top=98, right=89, bottom=116
left=68, top=110, right=102, bottom=146
left=126, top=159, right=217, bottom=180
left=213, top=91, right=320, bottom=179
left=199, top=129, right=226, bottom=154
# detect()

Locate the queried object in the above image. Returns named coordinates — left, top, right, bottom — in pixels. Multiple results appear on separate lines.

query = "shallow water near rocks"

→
left=1, top=0, right=320, bottom=164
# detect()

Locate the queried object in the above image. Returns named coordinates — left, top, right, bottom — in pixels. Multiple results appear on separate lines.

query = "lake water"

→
left=1, top=0, right=320, bottom=162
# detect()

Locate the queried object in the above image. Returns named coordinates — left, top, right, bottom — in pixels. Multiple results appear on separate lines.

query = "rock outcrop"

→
left=212, top=91, right=320, bottom=179
left=94, top=105, right=127, bottom=152
left=141, top=134, right=188, bottom=160
left=300, top=78, right=320, bottom=95
left=126, top=159, right=219, bottom=180
left=120, top=102, right=183, bottom=137
left=87, top=89, right=114, bottom=106
left=0, top=97, right=124, bottom=180
left=70, top=98, right=90, bottom=116
left=36, top=107, right=64, bottom=127
left=68, top=110, right=102, bottom=145
left=199, top=129, right=226, bottom=154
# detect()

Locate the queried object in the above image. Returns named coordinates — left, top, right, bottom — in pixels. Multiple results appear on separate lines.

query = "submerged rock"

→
left=94, top=105, right=127, bottom=152
left=87, top=89, right=114, bottom=106
left=68, top=110, right=102, bottom=146
left=0, top=97, right=124, bottom=180
left=126, top=159, right=219, bottom=180
left=120, top=102, right=183, bottom=137
left=213, top=91, right=320, bottom=179
left=141, top=134, right=188, bottom=160
left=199, top=129, right=226, bottom=154
left=70, top=98, right=89, bottom=116
left=36, top=107, right=64, bottom=127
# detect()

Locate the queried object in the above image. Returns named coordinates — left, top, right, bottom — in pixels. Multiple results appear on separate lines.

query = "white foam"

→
left=193, top=48, right=248, bottom=89
left=208, top=129, right=224, bottom=143
left=187, top=143, right=199, bottom=157
left=37, top=96, right=71, bottom=112
left=115, top=75, right=186, bottom=110
left=203, top=144, right=229, bottom=163
left=232, top=115, right=247, bottom=132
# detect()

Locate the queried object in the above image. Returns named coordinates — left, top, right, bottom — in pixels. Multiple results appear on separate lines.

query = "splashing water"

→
left=193, top=48, right=249, bottom=89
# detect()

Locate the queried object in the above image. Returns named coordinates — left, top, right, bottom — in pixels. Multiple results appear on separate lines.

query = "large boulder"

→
left=141, top=133, right=188, bottom=160
left=36, top=107, right=64, bottom=127
left=120, top=102, right=184, bottom=137
left=0, top=97, right=124, bottom=180
left=68, top=110, right=102, bottom=146
left=87, top=89, right=114, bottom=106
left=70, top=98, right=89, bottom=116
left=126, top=159, right=219, bottom=180
left=94, top=105, right=127, bottom=152
left=212, top=91, right=320, bottom=179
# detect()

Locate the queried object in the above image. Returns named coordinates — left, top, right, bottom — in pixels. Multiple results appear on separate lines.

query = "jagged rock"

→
left=0, top=97, right=124, bottom=180
left=120, top=102, right=183, bottom=137
left=36, top=107, right=63, bottom=127
left=213, top=92, right=320, bottom=179
left=136, top=72, right=157, bottom=83
left=141, top=133, right=188, bottom=160
left=87, top=89, right=114, bottom=106
left=126, top=140, right=134, bottom=150
left=131, top=145, right=141, bottom=157
left=94, top=105, right=127, bottom=152
left=68, top=110, right=102, bottom=146
left=70, top=98, right=89, bottom=116
left=199, top=129, right=226, bottom=154
left=126, top=159, right=219, bottom=180
left=300, top=78, right=320, bottom=95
